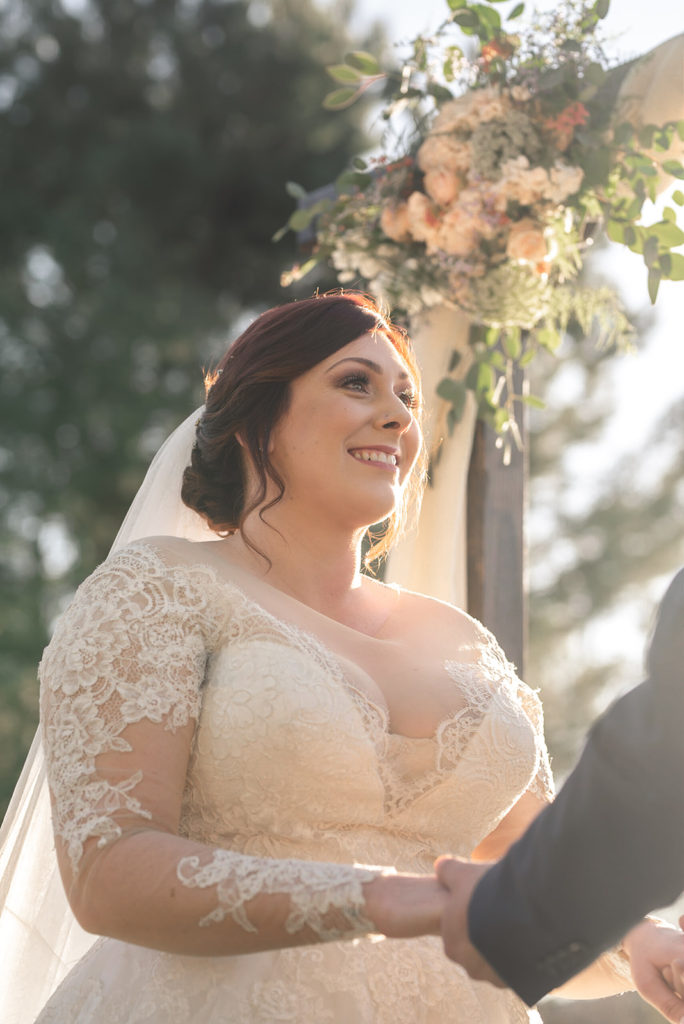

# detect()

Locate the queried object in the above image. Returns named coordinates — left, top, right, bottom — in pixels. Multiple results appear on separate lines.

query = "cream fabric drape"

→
left=385, top=305, right=477, bottom=608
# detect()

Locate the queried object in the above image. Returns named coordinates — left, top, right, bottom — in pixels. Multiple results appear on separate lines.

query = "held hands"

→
left=624, top=914, right=684, bottom=1024
left=364, top=858, right=504, bottom=984
left=362, top=872, right=449, bottom=939
left=434, top=855, right=506, bottom=987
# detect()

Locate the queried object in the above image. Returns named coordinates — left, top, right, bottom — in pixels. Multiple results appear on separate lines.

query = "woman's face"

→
left=267, top=331, right=422, bottom=530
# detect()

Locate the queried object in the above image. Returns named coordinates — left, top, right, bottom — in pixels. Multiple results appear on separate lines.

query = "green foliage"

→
left=0, top=0, right=375, bottom=815
left=282, top=0, right=683, bottom=452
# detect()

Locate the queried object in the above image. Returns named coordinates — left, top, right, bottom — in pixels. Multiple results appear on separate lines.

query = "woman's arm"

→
left=59, top=717, right=447, bottom=956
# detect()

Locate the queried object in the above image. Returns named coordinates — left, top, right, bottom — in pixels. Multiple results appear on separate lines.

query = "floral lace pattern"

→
left=37, top=539, right=557, bottom=1022
left=177, top=848, right=384, bottom=938
left=39, top=546, right=218, bottom=871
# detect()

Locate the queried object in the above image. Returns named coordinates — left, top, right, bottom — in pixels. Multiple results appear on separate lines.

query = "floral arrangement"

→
left=280, top=0, right=684, bottom=435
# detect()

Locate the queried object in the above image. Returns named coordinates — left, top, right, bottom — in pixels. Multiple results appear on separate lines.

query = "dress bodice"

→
left=181, top=576, right=549, bottom=869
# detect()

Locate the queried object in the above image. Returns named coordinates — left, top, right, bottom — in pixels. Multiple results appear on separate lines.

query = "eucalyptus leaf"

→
left=606, top=220, right=625, bottom=244
left=650, top=221, right=684, bottom=246
left=323, top=87, right=360, bottom=110
left=428, top=83, right=456, bottom=103
left=327, top=64, right=362, bottom=84
left=638, top=125, right=655, bottom=149
left=451, top=9, right=480, bottom=28
left=285, top=181, right=307, bottom=199
left=643, top=235, right=660, bottom=269
left=647, top=268, right=661, bottom=304
left=613, top=122, right=634, bottom=147
left=509, top=2, right=525, bottom=18
left=503, top=328, right=521, bottom=359
left=666, top=253, right=684, bottom=280
left=536, top=328, right=561, bottom=352
left=672, top=190, right=684, bottom=206
left=297, top=256, right=320, bottom=279
left=448, top=349, right=462, bottom=372
left=521, top=393, right=545, bottom=409
left=662, top=159, right=684, bottom=180
left=271, top=224, right=289, bottom=243
left=335, top=169, right=372, bottom=190
left=287, top=208, right=316, bottom=231
left=658, top=253, right=671, bottom=275
left=472, top=4, right=501, bottom=30
left=436, top=378, right=467, bottom=421
left=344, top=50, right=380, bottom=75
left=594, top=0, right=610, bottom=18
left=447, top=0, right=467, bottom=9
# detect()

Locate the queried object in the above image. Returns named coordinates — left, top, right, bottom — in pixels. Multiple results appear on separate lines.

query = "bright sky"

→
left=349, top=0, right=682, bottom=59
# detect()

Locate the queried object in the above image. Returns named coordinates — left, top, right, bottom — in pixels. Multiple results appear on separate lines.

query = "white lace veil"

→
left=0, top=407, right=215, bottom=1024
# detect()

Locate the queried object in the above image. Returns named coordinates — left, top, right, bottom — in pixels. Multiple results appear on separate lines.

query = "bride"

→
left=5, top=291, right=683, bottom=1022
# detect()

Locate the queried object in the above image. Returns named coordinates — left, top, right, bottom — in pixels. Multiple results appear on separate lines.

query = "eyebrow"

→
left=327, top=356, right=411, bottom=381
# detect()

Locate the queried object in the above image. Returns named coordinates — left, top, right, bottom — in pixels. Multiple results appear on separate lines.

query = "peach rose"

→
left=380, top=202, right=412, bottom=242
left=417, top=134, right=471, bottom=174
left=406, top=191, right=441, bottom=249
left=423, top=168, right=463, bottom=207
left=435, top=204, right=480, bottom=256
left=506, top=219, right=548, bottom=263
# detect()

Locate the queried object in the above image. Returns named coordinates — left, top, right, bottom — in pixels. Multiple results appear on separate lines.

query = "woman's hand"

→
left=623, top=915, right=684, bottom=1023
left=362, top=873, right=447, bottom=939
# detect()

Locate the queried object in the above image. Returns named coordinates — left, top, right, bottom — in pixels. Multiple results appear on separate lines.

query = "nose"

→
left=376, top=393, right=413, bottom=433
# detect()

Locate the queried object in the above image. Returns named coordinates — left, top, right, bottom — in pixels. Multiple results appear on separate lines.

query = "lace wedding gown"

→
left=35, top=540, right=554, bottom=1024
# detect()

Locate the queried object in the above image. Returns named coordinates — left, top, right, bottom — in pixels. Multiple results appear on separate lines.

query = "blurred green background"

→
left=0, top=2, right=682, bottom=1021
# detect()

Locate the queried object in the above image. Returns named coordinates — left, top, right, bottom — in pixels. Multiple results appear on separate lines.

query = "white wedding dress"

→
left=32, top=537, right=554, bottom=1023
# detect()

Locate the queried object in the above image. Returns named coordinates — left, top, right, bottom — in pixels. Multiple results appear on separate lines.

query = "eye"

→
left=338, top=372, right=370, bottom=393
left=398, top=388, right=418, bottom=409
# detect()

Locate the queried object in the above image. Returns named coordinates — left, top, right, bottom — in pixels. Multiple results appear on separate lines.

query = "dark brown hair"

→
left=181, top=291, right=425, bottom=566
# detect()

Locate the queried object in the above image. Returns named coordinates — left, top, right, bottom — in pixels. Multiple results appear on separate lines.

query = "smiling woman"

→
left=182, top=291, right=426, bottom=569
left=3, top=291, right=682, bottom=1024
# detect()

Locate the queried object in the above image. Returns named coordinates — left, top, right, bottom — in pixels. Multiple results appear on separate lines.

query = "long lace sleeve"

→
left=39, top=542, right=387, bottom=954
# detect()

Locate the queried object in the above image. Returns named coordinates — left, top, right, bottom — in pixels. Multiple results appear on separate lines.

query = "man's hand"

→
left=623, top=915, right=684, bottom=1024
left=435, top=855, right=506, bottom=988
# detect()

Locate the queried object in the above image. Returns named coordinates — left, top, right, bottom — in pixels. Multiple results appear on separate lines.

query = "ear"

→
left=235, top=431, right=247, bottom=450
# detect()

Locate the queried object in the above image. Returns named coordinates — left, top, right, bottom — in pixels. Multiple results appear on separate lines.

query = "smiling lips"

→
left=348, top=447, right=399, bottom=469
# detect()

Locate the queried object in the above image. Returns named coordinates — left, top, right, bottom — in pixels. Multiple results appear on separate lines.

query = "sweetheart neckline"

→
left=129, top=539, right=508, bottom=746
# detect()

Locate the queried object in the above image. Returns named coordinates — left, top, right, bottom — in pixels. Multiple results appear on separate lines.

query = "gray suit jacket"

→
left=467, top=677, right=684, bottom=1005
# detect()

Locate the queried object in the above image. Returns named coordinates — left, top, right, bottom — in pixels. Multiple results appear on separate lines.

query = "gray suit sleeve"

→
left=467, top=681, right=684, bottom=1005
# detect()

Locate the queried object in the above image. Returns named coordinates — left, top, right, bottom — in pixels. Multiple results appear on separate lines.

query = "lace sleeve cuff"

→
left=177, top=849, right=393, bottom=940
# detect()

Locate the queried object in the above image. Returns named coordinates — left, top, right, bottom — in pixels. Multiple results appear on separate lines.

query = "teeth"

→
left=351, top=449, right=397, bottom=466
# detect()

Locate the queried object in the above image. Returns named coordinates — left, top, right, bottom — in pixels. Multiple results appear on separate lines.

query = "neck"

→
left=225, top=504, right=368, bottom=613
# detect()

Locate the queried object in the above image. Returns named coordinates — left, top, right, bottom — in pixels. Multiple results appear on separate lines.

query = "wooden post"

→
left=467, top=390, right=527, bottom=673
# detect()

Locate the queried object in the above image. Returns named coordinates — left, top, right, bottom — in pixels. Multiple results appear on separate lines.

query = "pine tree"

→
left=0, top=0, right=380, bottom=813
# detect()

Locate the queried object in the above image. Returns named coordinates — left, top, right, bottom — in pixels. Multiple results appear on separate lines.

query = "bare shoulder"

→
left=374, top=578, right=490, bottom=648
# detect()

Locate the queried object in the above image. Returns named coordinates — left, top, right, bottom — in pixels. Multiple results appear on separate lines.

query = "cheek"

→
left=402, top=423, right=423, bottom=479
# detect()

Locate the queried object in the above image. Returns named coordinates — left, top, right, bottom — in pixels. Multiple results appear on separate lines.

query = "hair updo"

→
left=181, top=291, right=425, bottom=566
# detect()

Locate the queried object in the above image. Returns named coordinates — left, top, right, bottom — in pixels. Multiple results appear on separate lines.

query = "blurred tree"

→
left=0, top=0, right=380, bottom=814
left=525, top=279, right=684, bottom=776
